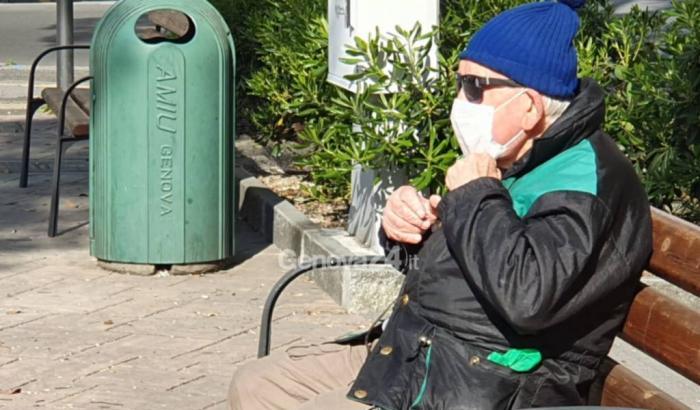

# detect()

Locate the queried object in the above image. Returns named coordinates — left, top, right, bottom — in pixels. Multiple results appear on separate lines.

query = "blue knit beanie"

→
left=460, top=0, right=584, bottom=98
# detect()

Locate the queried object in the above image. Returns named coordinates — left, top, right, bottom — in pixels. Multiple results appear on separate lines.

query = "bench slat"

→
left=137, top=28, right=173, bottom=41
left=649, top=207, right=700, bottom=296
left=42, top=88, right=89, bottom=138
left=71, top=88, right=91, bottom=115
left=597, top=358, right=691, bottom=410
left=621, top=285, right=700, bottom=384
left=147, top=10, right=190, bottom=37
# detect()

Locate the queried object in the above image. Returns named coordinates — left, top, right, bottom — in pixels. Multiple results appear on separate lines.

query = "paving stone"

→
left=0, top=115, right=370, bottom=409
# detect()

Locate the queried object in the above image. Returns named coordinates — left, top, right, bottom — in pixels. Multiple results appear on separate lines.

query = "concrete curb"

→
left=235, top=166, right=403, bottom=317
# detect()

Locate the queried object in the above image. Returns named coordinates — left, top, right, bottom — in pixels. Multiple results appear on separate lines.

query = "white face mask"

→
left=450, top=90, right=526, bottom=159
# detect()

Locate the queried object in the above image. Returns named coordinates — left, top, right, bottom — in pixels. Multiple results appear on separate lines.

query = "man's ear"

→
left=521, top=89, right=545, bottom=132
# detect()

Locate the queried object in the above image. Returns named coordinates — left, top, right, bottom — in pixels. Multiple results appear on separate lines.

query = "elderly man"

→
left=228, top=0, right=653, bottom=409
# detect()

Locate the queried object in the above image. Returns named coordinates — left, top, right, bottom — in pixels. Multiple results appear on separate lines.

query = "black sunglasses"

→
left=456, top=74, right=522, bottom=103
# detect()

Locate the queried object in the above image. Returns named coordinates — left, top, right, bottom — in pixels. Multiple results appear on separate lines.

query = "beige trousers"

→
left=228, top=341, right=374, bottom=410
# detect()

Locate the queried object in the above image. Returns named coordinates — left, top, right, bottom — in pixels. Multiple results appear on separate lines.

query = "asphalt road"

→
left=0, top=1, right=115, bottom=67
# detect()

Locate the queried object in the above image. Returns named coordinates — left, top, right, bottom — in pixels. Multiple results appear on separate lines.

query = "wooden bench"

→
left=20, top=10, right=193, bottom=237
left=41, top=87, right=91, bottom=139
left=258, top=206, right=700, bottom=409
left=590, top=207, right=700, bottom=409
left=41, top=80, right=92, bottom=238
left=19, top=43, right=92, bottom=237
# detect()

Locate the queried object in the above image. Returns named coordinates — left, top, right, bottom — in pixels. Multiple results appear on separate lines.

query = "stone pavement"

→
left=0, top=114, right=370, bottom=409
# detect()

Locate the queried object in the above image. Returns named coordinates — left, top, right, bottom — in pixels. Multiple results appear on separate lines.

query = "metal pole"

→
left=57, top=0, right=75, bottom=90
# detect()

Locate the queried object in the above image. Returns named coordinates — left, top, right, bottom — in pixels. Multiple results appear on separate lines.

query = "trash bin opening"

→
left=134, top=9, right=196, bottom=44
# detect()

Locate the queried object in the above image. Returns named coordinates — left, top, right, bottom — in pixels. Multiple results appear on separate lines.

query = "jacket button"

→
left=380, top=346, right=393, bottom=355
left=401, top=294, right=410, bottom=305
left=353, top=389, right=368, bottom=399
left=469, top=355, right=480, bottom=366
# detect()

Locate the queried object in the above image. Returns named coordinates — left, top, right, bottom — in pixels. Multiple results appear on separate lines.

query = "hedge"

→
left=214, top=0, right=700, bottom=222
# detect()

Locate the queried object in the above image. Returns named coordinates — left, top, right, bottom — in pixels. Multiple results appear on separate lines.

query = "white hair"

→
left=542, top=95, right=572, bottom=126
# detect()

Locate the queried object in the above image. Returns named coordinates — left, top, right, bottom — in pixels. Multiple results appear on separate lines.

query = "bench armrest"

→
left=258, top=254, right=389, bottom=358
left=27, top=45, right=90, bottom=101
left=58, top=76, right=93, bottom=135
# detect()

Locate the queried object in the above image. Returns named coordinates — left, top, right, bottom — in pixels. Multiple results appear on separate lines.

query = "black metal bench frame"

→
left=257, top=254, right=389, bottom=358
left=20, top=44, right=92, bottom=237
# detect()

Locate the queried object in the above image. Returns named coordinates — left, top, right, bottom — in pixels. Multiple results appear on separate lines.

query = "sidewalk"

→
left=0, top=114, right=370, bottom=409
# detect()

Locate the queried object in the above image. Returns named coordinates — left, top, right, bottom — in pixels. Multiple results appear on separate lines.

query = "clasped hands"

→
left=383, top=153, right=501, bottom=244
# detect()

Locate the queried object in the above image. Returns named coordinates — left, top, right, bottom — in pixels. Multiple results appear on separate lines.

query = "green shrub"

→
left=219, top=0, right=700, bottom=222
left=225, top=0, right=337, bottom=152
left=580, top=0, right=700, bottom=220
left=296, top=24, right=456, bottom=197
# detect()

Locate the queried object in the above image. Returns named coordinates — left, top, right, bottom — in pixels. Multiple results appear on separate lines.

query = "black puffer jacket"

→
left=347, top=79, right=653, bottom=410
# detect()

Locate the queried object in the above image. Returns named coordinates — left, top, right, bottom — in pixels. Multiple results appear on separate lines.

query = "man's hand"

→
left=382, top=186, right=441, bottom=244
left=445, top=153, right=502, bottom=191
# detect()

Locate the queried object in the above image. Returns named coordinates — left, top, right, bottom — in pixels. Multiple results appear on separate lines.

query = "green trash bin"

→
left=89, top=0, right=236, bottom=269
